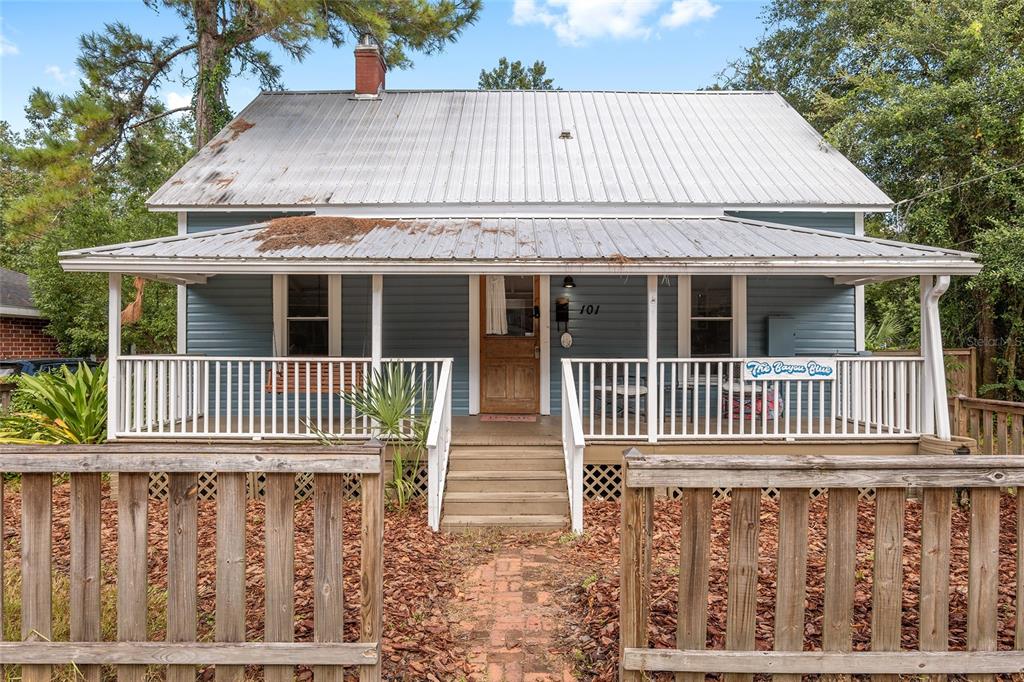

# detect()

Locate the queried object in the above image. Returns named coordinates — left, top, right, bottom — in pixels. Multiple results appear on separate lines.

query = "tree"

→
left=722, top=0, right=1024, bottom=398
left=81, top=0, right=481, bottom=149
left=478, top=57, right=556, bottom=90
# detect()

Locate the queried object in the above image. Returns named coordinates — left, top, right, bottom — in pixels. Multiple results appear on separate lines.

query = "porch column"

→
left=647, top=275, right=658, bottom=443
left=371, top=274, right=383, bottom=375
left=920, top=275, right=951, bottom=440
left=107, top=273, right=121, bottom=441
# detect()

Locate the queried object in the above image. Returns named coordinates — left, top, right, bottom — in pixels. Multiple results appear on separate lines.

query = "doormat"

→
left=480, top=414, right=538, bottom=422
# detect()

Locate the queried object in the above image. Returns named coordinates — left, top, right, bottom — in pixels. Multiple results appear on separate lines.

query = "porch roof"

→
left=59, top=215, right=979, bottom=283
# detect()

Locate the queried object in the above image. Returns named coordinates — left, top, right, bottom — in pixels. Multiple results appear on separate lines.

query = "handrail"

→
left=561, top=359, right=585, bottom=533
left=118, top=355, right=449, bottom=362
left=426, top=358, right=454, bottom=532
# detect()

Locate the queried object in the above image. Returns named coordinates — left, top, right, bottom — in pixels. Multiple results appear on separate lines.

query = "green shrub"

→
left=0, top=362, right=107, bottom=444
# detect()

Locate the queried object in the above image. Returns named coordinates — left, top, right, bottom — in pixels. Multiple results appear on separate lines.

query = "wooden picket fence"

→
left=619, top=449, right=1024, bottom=679
left=0, top=442, right=385, bottom=681
left=951, top=394, right=1024, bottom=455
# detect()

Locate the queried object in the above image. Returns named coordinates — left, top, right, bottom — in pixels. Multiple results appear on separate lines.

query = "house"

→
left=59, top=38, right=980, bottom=532
left=0, top=268, right=60, bottom=360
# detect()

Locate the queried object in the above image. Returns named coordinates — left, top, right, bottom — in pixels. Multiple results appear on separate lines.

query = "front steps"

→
left=440, top=446, right=569, bottom=532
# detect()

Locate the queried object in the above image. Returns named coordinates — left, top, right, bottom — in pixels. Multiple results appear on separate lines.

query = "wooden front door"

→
left=480, top=275, right=541, bottom=414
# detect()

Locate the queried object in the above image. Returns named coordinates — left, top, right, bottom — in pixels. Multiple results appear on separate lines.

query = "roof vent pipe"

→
left=354, top=34, right=386, bottom=97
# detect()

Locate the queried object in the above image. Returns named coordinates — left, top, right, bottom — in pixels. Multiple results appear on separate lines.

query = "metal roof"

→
left=147, top=90, right=893, bottom=211
left=60, top=216, right=977, bottom=280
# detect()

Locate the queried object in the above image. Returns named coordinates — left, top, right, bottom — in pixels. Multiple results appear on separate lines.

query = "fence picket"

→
left=1017, top=490, right=1024, bottom=652
left=118, top=473, right=148, bottom=682
left=871, top=488, right=905, bottom=682
left=967, top=488, right=1000, bottom=682
left=215, top=472, right=247, bottom=682
left=70, top=473, right=102, bottom=682
left=676, top=488, right=712, bottom=682
left=725, top=488, right=760, bottom=682
left=265, top=473, right=296, bottom=682
left=619, top=483, right=653, bottom=682
left=314, top=474, right=345, bottom=682
left=920, top=488, right=952, bottom=682
left=823, top=488, right=858, bottom=682
left=22, top=473, right=52, bottom=682
left=167, top=473, right=198, bottom=682
left=360, top=466, right=384, bottom=682
left=774, top=488, right=809, bottom=682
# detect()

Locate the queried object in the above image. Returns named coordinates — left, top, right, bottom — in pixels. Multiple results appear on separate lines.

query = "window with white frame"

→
left=287, top=275, right=329, bottom=355
left=690, top=275, right=733, bottom=357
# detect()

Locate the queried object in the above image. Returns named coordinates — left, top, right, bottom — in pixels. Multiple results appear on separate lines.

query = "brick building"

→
left=1, top=268, right=60, bottom=359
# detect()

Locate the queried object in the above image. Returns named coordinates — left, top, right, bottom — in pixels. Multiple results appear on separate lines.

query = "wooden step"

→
left=443, top=491, right=569, bottom=516
left=447, top=452, right=564, bottom=472
left=440, top=514, right=568, bottom=533
left=444, top=470, right=566, bottom=493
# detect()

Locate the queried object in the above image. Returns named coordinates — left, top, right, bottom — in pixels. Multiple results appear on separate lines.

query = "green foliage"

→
left=0, top=363, right=108, bottom=444
left=479, top=57, right=557, bottom=90
left=722, top=0, right=1024, bottom=397
left=864, top=308, right=908, bottom=351
left=315, top=364, right=430, bottom=509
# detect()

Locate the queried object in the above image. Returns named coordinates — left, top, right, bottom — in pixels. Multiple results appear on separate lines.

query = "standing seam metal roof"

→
left=61, top=216, right=973, bottom=263
left=147, top=90, right=893, bottom=209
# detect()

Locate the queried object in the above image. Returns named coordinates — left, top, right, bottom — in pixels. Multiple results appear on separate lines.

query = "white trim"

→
left=539, top=275, right=551, bottom=415
left=328, top=275, right=342, bottom=356
left=371, top=274, right=383, bottom=374
left=148, top=202, right=894, bottom=216
left=855, top=212, right=866, bottom=352
left=646, top=275, right=659, bottom=443
left=468, top=276, right=480, bottom=414
left=677, top=275, right=691, bottom=357
left=107, top=274, right=121, bottom=441
left=0, top=305, right=42, bottom=318
left=272, top=275, right=287, bottom=355
left=732, top=275, right=747, bottom=356
left=176, top=212, right=187, bottom=354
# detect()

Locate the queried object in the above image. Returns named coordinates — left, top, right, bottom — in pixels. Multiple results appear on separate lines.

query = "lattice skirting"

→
left=145, top=463, right=428, bottom=502
left=583, top=463, right=877, bottom=501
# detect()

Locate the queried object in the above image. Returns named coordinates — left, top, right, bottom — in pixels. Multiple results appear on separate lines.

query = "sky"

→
left=0, top=0, right=768, bottom=133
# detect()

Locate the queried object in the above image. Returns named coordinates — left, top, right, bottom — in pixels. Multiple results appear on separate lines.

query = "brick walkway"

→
left=456, top=546, right=576, bottom=681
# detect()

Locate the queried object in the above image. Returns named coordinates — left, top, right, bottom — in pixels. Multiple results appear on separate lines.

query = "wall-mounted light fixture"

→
left=562, top=276, right=576, bottom=289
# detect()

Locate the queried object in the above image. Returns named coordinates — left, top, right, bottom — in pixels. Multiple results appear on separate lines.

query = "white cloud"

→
left=660, top=0, right=719, bottom=28
left=0, top=34, right=18, bottom=56
left=512, top=0, right=662, bottom=45
left=44, top=65, right=70, bottom=83
left=166, top=91, right=192, bottom=110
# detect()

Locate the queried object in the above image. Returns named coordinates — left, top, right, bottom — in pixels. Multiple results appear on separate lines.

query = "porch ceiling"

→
left=59, top=215, right=980, bottom=281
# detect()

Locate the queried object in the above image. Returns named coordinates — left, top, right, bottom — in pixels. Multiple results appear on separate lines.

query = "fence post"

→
left=620, top=453, right=653, bottom=681
left=360, top=450, right=385, bottom=682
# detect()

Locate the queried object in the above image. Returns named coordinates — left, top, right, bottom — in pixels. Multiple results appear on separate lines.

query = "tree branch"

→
left=129, top=106, right=190, bottom=129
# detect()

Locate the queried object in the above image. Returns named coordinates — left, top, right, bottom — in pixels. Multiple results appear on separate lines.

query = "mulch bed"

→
left=2, top=479, right=486, bottom=681
left=552, top=495, right=1023, bottom=681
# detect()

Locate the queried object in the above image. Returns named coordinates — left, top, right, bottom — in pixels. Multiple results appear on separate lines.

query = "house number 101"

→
left=579, top=304, right=600, bottom=315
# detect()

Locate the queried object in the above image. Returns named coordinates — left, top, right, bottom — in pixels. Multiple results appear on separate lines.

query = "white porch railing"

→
left=563, top=356, right=925, bottom=441
left=113, top=355, right=447, bottom=439
left=426, top=359, right=454, bottom=531
left=560, top=359, right=585, bottom=533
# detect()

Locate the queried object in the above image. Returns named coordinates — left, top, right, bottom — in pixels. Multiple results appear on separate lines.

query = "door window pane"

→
left=503, top=275, right=536, bottom=337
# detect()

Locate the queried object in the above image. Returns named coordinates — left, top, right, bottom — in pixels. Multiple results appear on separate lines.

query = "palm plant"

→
left=311, top=363, right=430, bottom=509
left=0, top=362, right=108, bottom=444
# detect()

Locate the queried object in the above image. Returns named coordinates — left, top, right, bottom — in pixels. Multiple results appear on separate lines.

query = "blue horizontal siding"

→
left=186, top=275, right=273, bottom=356
left=550, top=275, right=676, bottom=416
left=381, top=276, right=469, bottom=415
left=186, top=211, right=302, bottom=234
left=727, top=210, right=855, bottom=235
left=746, top=276, right=856, bottom=356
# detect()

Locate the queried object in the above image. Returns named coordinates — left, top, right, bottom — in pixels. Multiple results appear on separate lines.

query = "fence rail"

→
left=113, top=356, right=445, bottom=439
left=0, top=443, right=385, bottom=681
left=564, top=356, right=925, bottom=441
left=951, top=394, right=1024, bottom=454
left=619, top=450, right=1024, bottom=680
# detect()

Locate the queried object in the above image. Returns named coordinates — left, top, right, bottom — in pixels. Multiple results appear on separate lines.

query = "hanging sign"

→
left=742, top=357, right=836, bottom=382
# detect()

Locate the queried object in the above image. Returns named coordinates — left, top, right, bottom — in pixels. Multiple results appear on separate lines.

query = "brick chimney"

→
left=354, top=34, right=386, bottom=97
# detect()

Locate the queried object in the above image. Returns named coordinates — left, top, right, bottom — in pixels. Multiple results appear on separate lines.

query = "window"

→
left=287, top=275, right=329, bottom=355
left=690, top=275, right=732, bottom=357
